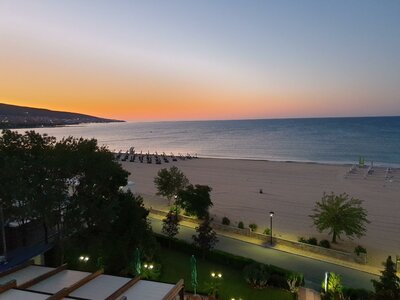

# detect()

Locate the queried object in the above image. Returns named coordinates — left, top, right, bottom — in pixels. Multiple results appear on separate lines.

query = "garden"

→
left=158, top=246, right=294, bottom=300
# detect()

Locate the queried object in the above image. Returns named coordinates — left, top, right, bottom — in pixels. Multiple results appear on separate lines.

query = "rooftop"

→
left=0, top=261, right=184, bottom=300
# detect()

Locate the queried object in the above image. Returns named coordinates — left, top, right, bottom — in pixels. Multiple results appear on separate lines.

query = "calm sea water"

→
left=20, top=116, right=400, bottom=167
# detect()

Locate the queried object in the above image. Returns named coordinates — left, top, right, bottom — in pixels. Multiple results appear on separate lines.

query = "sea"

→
left=18, top=116, right=400, bottom=167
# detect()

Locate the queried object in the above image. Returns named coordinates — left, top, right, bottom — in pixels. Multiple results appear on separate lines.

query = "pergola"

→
left=0, top=260, right=184, bottom=300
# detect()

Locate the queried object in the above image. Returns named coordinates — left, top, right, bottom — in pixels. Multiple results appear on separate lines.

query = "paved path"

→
left=150, top=217, right=378, bottom=291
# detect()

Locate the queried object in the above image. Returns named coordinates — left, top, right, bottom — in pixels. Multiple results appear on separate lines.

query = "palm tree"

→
left=310, top=192, right=369, bottom=243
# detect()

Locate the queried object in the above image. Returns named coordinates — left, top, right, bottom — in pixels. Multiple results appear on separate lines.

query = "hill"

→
left=0, top=103, right=124, bottom=128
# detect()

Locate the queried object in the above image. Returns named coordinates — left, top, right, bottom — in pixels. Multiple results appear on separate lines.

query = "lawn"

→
left=157, top=247, right=294, bottom=300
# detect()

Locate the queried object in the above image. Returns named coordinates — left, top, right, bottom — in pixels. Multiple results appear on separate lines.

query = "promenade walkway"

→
left=149, top=214, right=378, bottom=291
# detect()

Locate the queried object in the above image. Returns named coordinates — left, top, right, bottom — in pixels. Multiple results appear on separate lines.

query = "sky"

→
left=1, top=1, right=400, bottom=121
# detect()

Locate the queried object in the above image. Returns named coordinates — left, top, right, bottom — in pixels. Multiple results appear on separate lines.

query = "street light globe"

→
left=149, top=264, right=154, bottom=269
left=218, top=273, right=222, bottom=278
left=211, top=272, right=216, bottom=277
left=84, top=256, right=89, bottom=262
left=79, top=256, right=84, bottom=261
left=270, top=211, right=274, bottom=217
left=144, top=264, right=148, bottom=268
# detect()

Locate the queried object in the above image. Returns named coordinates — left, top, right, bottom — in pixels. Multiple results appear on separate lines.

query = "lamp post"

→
left=173, top=195, right=179, bottom=215
left=210, top=272, right=223, bottom=297
left=324, top=272, right=330, bottom=292
left=269, top=211, right=274, bottom=245
left=79, top=256, right=90, bottom=262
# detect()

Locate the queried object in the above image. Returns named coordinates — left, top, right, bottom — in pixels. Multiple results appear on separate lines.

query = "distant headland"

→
left=0, top=103, right=124, bottom=129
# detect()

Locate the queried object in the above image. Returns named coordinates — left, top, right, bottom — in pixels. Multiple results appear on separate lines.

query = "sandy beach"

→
left=121, top=158, right=400, bottom=267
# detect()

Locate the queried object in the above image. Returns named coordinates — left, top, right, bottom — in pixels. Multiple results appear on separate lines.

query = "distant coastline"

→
left=0, top=103, right=124, bottom=129
left=3, top=120, right=125, bottom=130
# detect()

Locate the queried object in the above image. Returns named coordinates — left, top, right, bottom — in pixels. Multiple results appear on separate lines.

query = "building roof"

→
left=121, top=280, right=177, bottom=300
left=0, top=265, right=54, bottom=286
left=69, top=274, right=131, bottom=299
left=0, top=288, right=50, bottom=300
left=29, top=269, right=91, bottom=294
left=0, top=262, right=184, bottom=300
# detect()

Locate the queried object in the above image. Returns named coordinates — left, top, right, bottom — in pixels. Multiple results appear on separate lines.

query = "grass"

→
left=157, top=247, right=294, bottom=300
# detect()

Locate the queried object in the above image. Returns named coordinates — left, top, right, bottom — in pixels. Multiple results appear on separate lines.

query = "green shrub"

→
left=268, top=264, right=297, bottom=283
left=354, top=245, right=367, bottom=256
left=156, top=233, right=199, bottom=255
left=155, top=233, right=252, bottom=269
left=170, top=205, right=181, bottom=216
left=243, top=263, right=302, bottom=291
left=307, top=237, right=318, bottom=245
left=207, top=249, right=254, bottom=270
left=140, top=262, right=162, bottom=280
left=204, top=279, right=221, bottom=298
left=287, top=274, right=304, bottom=294
left=300, top=237, right=332, bottom=248
left=298, top=237, right=307, bottom=243
left=319, top=239, right=331, bottom=248
left=238, top=221, right=245, bottom=229
left=263, top=228, right=271, bottom=235
left=243, top=263, right=270, bottom=289
left=249, top=223, right=258, bottom=232
left=267, top=264, right=303, bottom=290
left=222, top=216, right=230, bottom=225
left=269, top=274, right=289, bottom=289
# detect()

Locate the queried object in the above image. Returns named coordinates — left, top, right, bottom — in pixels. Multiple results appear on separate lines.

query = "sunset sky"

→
left=1, top=1, right=400, bottom=121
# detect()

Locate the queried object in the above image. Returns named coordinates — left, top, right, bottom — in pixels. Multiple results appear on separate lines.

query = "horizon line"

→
left=124, top=114, right=400, bottom=124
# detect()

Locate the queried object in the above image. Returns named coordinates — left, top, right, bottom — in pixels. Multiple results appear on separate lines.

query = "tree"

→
left=0, top=130, right=63, bottom=245
left=154, top=166, right=189, bottom=205
left=0, top=131, right=30, bottom=246
left=372, top=256, right=400, bottom=300
left=309, top=192, right=369, bottom=243
left=192, top=217, right=218, bottom=258
left=176, top=184, right=213, bottom=219
left=0, top=130, right=156, bottom=272
left=58, top=136, right=134, bottom=266
left=23, top=131, right=62, bottom=244
left=162, top=210, right=180, bottom=247
left=103, top=192, right=155, bottom=274
left=65, top=137, right=129, bottom=234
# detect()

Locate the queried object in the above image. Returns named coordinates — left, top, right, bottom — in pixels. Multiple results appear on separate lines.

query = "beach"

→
left=121, top=158, right=400, bottom=267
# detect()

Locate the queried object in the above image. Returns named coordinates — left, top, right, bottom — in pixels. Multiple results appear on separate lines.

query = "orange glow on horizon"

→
left=0, top=40, right=387, bottom=121
left=0, top=47, right=309, bottom=121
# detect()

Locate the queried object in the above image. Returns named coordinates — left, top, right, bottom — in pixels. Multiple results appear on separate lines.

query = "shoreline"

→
left=116, top=152, right=400, bottom=169
left=197, top=156, right=400, bottom=169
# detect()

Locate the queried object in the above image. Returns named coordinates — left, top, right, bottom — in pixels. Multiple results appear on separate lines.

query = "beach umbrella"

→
left=134, top=248, right=141, bottom=276
left=190, top=255, right=198, bottom=295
